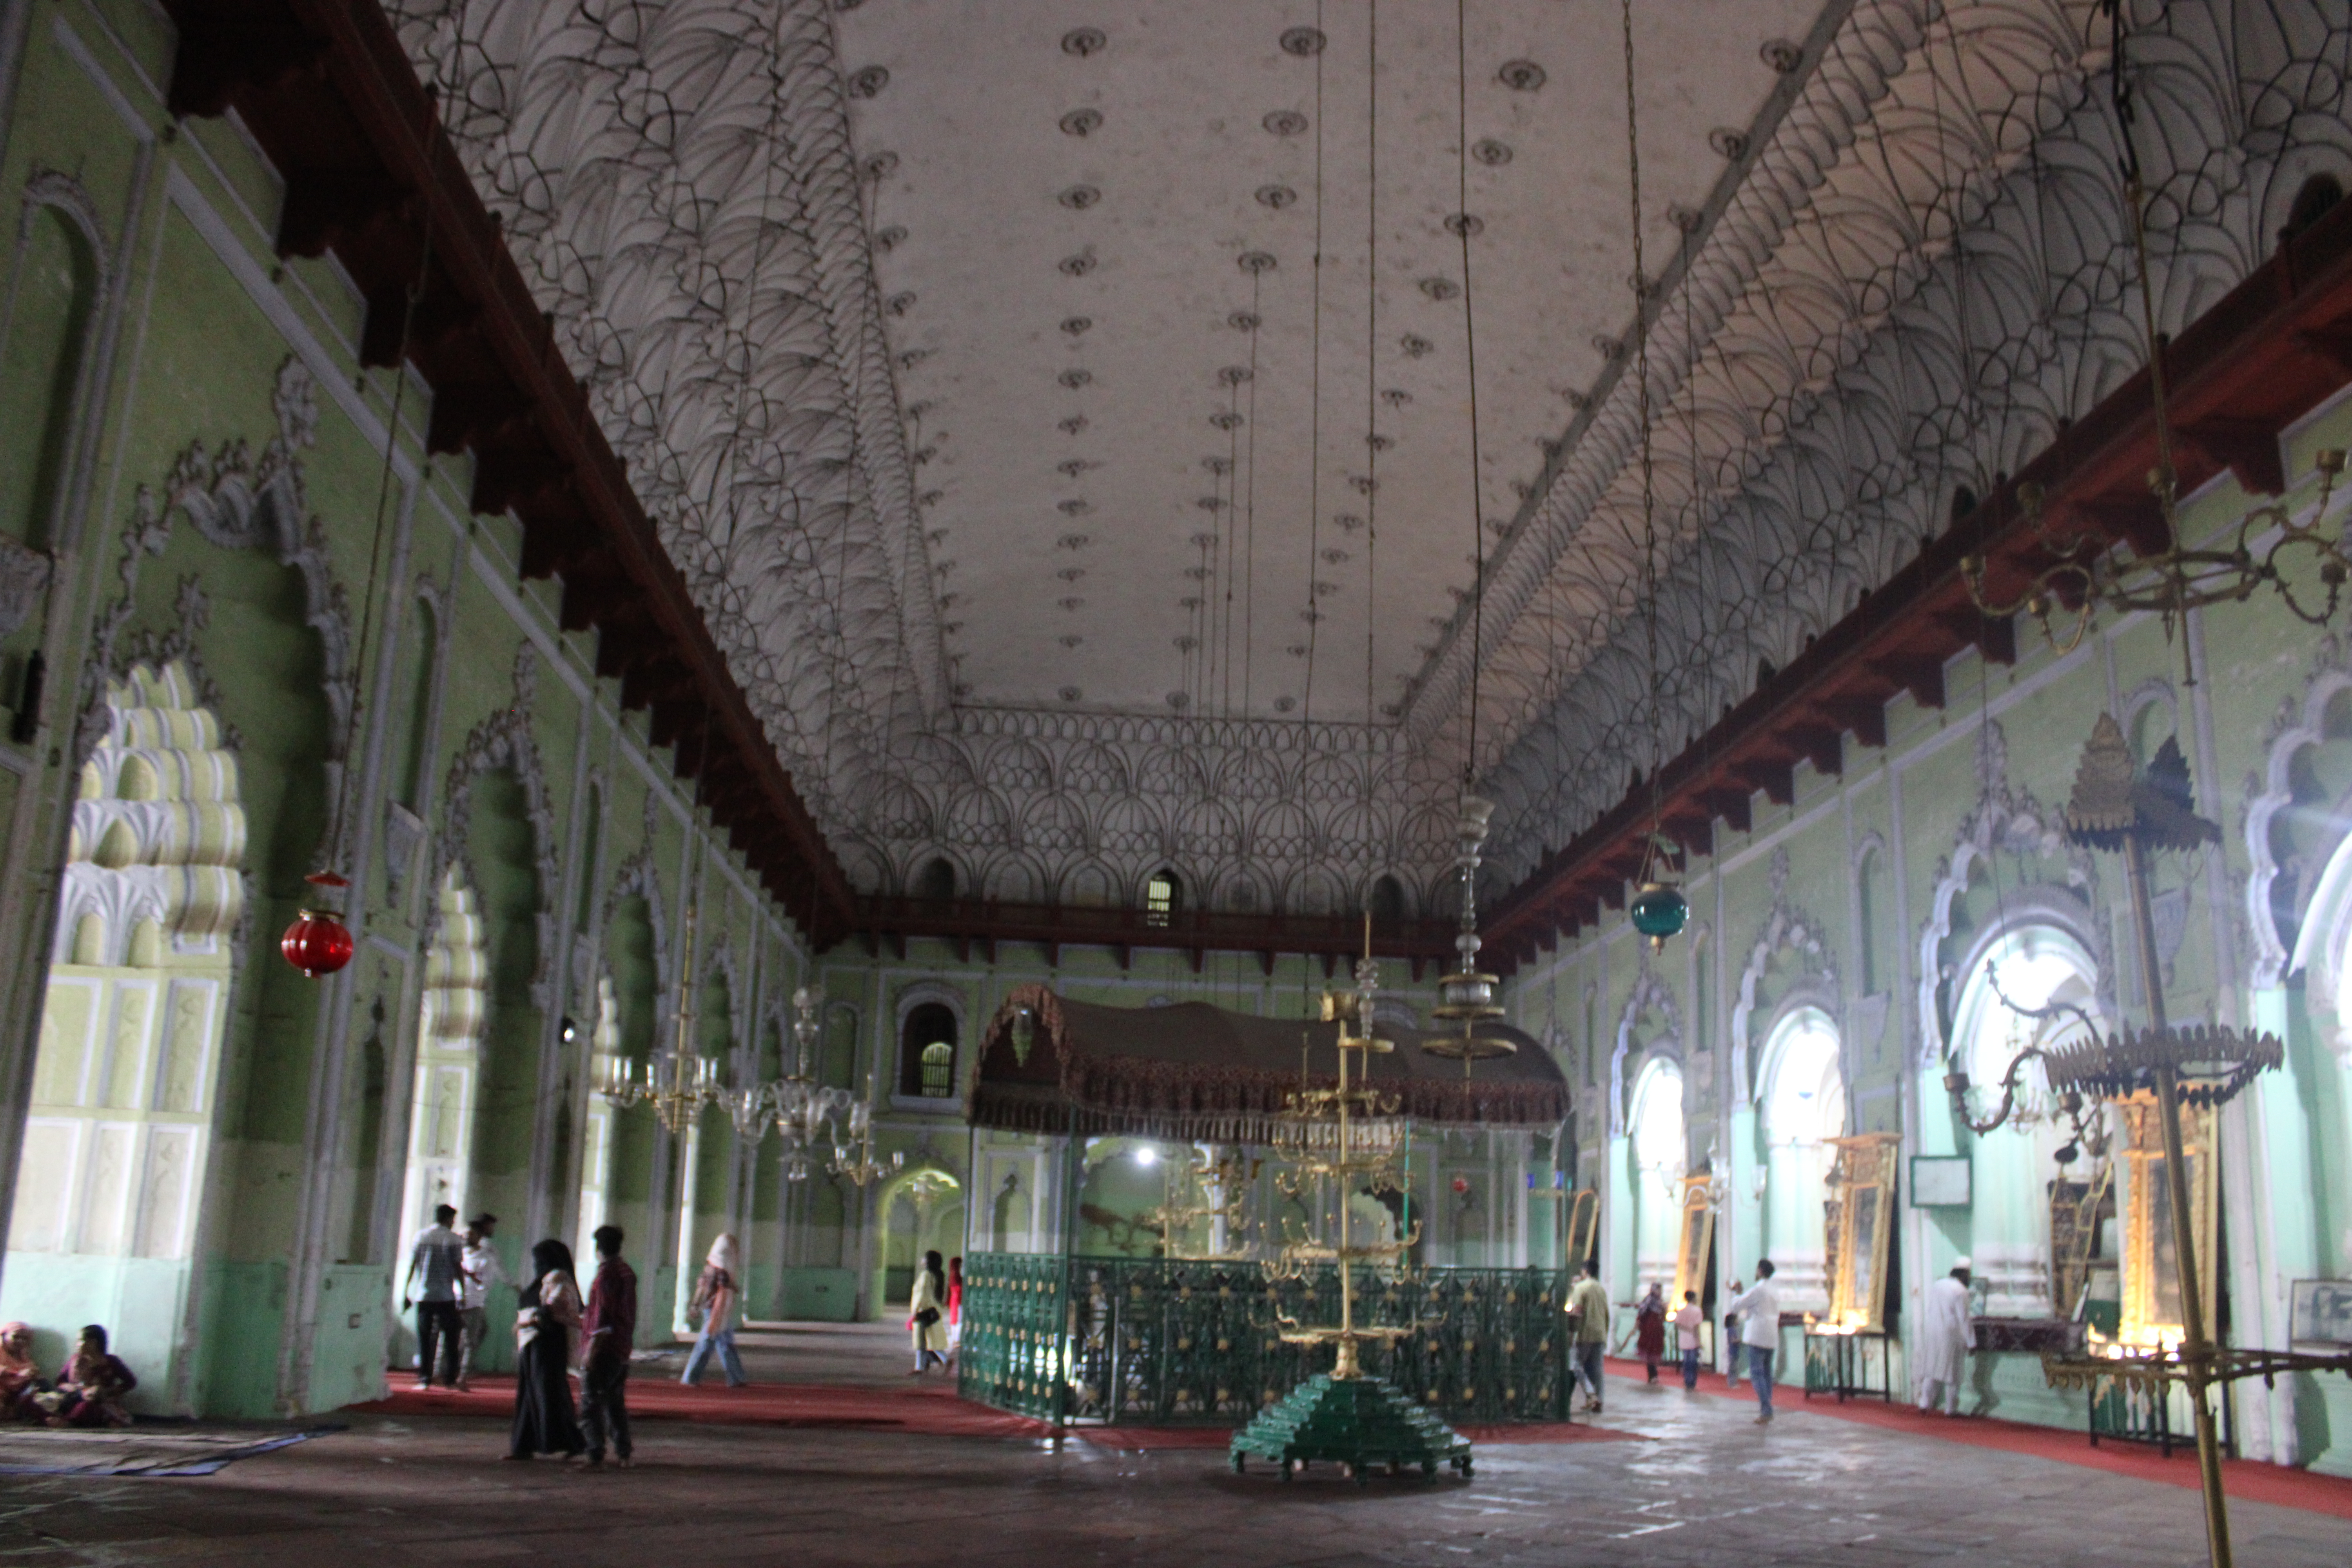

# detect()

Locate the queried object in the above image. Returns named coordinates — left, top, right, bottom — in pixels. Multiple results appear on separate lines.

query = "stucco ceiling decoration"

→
left=381, top=0, right=2344, bottom=922
left=385, top=0, right=949, bottom=831
left=1473, top=0, right=2352, bottom=887
left=1412, top=0, right=2098, bottom=770
left=832, top=0, right=1820, bottom=724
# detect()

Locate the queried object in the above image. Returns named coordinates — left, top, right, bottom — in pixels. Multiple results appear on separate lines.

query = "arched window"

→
left=1626, top=1058, right=1685, bottom=1292
left=1368, top=874, right=1405, bottom=929
left=1144, top=867, right=1180, bottom=927
left=1759, top=1009, right=1844, bottom=1308
left=916, top=857, right=956, bottom=904
left=900, top=1001, right=958, bottom=1100
left=1949, top=925, right=2101, bottom=1314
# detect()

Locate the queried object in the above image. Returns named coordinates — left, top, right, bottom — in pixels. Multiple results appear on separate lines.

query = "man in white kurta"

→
left=1916, top=1258, right=1976, bottom=1414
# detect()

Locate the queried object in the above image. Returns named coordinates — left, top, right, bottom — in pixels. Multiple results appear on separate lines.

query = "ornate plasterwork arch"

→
left=428, top=644, right=562, bottom=1013
left=1608, top=962, right=1681, bottom=1141
left=599, top=843, right=674, bottom=1054
left=85, top=359, right=353, bottom=874
left=1913, top=721, right=2098, bottom=1067
left=54, top=662, right=247, bottom=965
left=1729, top=846, right=1840, bottom=1105
left=2246, top=633, right=2352, bottom=989
left=696, top=933, right=742, bottom=1061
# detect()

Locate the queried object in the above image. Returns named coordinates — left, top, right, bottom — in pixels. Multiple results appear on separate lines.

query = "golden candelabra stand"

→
left=1230, top=936, right=1473, bottom=1479
left=1263, top=962, right=1421, bottom=1378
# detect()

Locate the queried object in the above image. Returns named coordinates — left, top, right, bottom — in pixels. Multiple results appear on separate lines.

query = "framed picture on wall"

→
left=1672, top=1177, right=1714, bottom=1305
left=1909, top=1155, right=1972, bottom=1208
left=2290, top=1280, right=2352, bottom=1347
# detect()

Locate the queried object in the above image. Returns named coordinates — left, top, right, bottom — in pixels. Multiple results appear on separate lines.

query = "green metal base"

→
left=1227, top=1374, right=1474, bottom=1483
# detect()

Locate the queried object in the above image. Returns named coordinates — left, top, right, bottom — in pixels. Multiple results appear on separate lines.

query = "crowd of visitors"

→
left=404, top=1209, right=641, bottom=1465
left=1572, top=1254, right=1788, bottom=1423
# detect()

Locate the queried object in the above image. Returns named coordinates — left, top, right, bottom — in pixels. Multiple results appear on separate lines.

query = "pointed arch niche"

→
left=1625, top=1058, right=1686, bottom=1295
left=3, top=665, right=243, bottom=1381
left=1944, top=923, right=2102, bottom=1316
left=573, top=971, right=621, bottom=1266
left=1755, top=1007, right=1844, bottom=1309
left=390, top=866, right=487, bottom=1351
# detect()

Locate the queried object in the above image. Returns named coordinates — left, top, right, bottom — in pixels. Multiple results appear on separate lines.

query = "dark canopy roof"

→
left=968, top=984, right=1570, bottom=1142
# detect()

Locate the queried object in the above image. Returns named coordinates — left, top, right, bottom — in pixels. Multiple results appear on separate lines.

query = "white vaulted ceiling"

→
left=383, top=0, right=2340, bottom=917
left=828, top=0, right=1819, bottom=725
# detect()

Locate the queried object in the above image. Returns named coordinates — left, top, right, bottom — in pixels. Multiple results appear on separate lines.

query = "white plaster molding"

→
left=1727, top=846, right=1840, bottom=1104
left=2247, top=633, right=2352, bottom=989
left=1608, top=962, right=1681, bottom=1141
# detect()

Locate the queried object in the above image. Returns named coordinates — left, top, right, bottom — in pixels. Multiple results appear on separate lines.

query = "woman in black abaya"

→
left=507, top=1238, right=586, bottom=1461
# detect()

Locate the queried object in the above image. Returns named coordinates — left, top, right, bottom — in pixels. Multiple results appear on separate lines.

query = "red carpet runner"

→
left=354, top=1375, right=1052, bottom=1439
left=1604, top=1354, right=2352, bottom=1521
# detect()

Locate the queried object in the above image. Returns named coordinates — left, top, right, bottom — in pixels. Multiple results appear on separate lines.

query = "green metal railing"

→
left=959, top=1254, right=1572, bottom=1426
left=958, top=1252, right=1068, bottom=1421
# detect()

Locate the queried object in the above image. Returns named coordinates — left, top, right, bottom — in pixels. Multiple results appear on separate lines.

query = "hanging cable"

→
left=1453, top=0, right=1487, bottom=792
left=1302, top=0, right=1328, bottom=723
left=1363, top=0, right=1381, bottom=730
left=1243, top=277, right=1263, bottom=716
left=1618, top=0, right=1687, bottom=952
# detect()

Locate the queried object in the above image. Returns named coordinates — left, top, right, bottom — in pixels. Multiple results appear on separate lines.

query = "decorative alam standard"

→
left=1942, top=715, right=2351, bottom=1568
left=955, top=975, right=1572, bottom=1454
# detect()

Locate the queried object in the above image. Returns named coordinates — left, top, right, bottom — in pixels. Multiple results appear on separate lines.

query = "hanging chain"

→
left=1621, top=0, right=1663, bottom=863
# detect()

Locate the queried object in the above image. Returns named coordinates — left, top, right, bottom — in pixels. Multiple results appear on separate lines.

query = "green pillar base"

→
left=1227, top=1374, right=1474, bottom=1483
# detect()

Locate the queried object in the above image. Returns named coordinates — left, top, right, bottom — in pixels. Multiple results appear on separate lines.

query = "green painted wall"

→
left=0, top=0, right=810, bottom=1414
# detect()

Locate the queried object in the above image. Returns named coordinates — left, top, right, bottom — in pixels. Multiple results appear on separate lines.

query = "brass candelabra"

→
left=1265, top=953, right=1420, bottom=1380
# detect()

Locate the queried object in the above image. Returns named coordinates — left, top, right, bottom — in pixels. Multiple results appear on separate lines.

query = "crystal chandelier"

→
left=595, top=902, right=721, bottom=1133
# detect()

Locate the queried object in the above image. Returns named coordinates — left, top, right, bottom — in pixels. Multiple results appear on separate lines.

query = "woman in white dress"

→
left=908, top=1250, right=949, bottom=1374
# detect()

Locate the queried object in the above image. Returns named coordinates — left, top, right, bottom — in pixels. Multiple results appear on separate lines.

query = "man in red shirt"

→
left=581, top=1225, right=637, bottom=1467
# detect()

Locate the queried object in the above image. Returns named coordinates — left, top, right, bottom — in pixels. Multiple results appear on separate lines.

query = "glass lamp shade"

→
left=281, top=909, right=354, bottom=978
left=281, top=870, right=354, bottom=978
left=1629, top=882, right=1690, bottom=949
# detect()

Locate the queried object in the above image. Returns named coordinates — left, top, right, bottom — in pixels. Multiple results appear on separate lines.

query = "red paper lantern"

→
left=281, top=872, right=354, bottom=979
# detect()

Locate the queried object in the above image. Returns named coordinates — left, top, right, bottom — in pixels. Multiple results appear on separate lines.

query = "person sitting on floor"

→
left=48, top=1325, right=136, bottom=1428
left=0, top=1322, right=46, bottom=1420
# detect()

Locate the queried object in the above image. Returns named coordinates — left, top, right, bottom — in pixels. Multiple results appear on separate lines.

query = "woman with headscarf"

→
left=907, top=1249, right=948, bottom=1374
left=50, top=1325, right=136, bottom=1427
left=0, top=1323, right=44, bottom=1421
left=681, top=1232, right=748, bottom=1388
left=506, top=1238, right=586, bottom=1461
